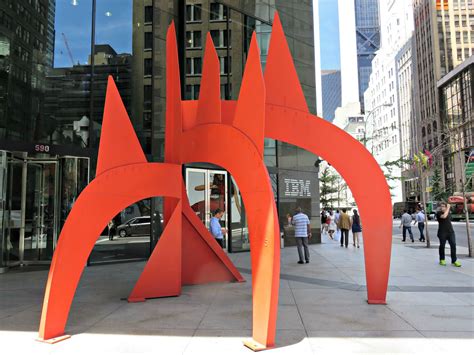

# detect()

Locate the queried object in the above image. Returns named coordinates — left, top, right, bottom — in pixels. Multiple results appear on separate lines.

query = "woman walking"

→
left=351, top=209, right=362, bottom=248
left=327, top=211, right=336, bottom=240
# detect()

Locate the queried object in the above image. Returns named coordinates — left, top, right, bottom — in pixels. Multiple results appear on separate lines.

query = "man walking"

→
left=288, top=207, right=311, bottom=264
left=400, top=209, right=414, bottom=242
left=338, top=209, right=351, bottom=247
left=414, top=207, right=426, bottom=242
left=209, top=208, right=227, bottom=248
left=436, top=202, right=461, bottom=267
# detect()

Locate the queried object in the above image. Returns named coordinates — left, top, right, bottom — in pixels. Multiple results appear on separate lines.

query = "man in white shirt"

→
left=413, top=207, right=426, bottom=242
left=399, top=209, right=414, bottom=242
left=288, top=207, right=311, bottom=264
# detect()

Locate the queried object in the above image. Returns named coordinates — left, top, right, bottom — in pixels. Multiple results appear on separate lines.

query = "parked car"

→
left=117, top=216, right=151, bottom=237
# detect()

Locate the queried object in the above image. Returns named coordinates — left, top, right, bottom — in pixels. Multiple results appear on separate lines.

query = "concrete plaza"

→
left=1, top=231, right=473, bottom=354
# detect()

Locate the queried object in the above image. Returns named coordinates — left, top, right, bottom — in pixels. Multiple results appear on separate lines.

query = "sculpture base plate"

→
left=367, top=299, right=387, bottom=305
left=36, top=334, right=71, bottom=344
left=243, top=339, right=270, bottom=352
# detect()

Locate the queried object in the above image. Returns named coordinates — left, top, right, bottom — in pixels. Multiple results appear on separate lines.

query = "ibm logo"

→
left=284, top=179, right=311, bottom=197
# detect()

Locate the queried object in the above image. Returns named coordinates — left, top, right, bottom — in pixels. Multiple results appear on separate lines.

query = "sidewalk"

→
left=1, top=232, right=473, bottom=354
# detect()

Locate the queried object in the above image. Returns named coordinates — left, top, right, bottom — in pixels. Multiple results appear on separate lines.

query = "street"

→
left=392, top=219, right=473, bottom=249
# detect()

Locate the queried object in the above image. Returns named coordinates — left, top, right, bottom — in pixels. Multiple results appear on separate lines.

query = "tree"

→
left=319, top=166, right=338, bottom=209
left=430, top=166, right=448, bottom=202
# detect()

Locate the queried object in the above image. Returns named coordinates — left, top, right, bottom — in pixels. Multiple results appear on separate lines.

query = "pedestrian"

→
left=414, top=207, right=426, bottom=242
left=335, top=209, right=341, bottom=240
left=108, top=220, right=116, bottom=241
left=399, top=209, right=414, bottom=242
left=288, top=207, right=311, bottom=264
left=321, top=210, right=328, bottom=236
left=436, top=202, right=461, bottom=267
left=327, top=211, right=336, bottom=240
left=351, top=209, right=362, bottom=248
left=338, top=208, right=351, bottom=248
left=209, top=208, right=227, bottom=248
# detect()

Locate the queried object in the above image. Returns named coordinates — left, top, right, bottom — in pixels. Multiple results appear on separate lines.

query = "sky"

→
left=54, top=0, right=132, bottom=68
left=318, top=0, right=341, bottom=70
left=54, top=0, right=340, bottom=70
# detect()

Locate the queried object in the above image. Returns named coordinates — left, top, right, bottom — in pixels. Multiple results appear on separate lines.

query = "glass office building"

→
left=354, top=0, right=380, bottom=112
left=438, top=56, right=474, bottom=194
left=1, top=0, right=320, bottom=271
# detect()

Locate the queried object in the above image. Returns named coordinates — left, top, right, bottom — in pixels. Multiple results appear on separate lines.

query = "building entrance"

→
left=185, top=168, right=229, bottom=249
left=0, top=152, right=90, bottom=269
left=4, top=158, right=59, bottom=265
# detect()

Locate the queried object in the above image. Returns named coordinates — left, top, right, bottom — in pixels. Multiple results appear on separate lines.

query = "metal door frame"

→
left=185, top=167, right=229, bottom=250
left=5, top=157, right=60, bottom=266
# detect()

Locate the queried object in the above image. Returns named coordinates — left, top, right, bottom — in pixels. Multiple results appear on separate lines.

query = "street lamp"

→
left=363, top=102, right=393, bottom=149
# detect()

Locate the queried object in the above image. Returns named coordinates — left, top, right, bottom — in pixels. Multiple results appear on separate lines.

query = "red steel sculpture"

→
left=38, top=13, right=392, bottom=351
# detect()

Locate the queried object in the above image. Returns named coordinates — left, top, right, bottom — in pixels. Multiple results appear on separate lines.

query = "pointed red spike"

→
left=196, top=34, right=221, bottom=125
left=96, top=76, right=146, bottom=176
left=164, top=22, right=183, bottom=227
left=165, top=22, right=182, bottom=164
left=264, top=11, right=309, bottom=112
left=233, top=32, right=265, bottom=155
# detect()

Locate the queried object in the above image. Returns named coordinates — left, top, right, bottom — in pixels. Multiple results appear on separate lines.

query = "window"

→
left=144, top=85, right=152, bottom=110
left=186, top=4, right=202, bottom=22
left=186, top=31, right=202, bottom=48
left=143, top=111, right=152, bottom=130
left=144, top=58, right=152, bottom=76
left=144, top=32, right=152, bottom=49
left=185, top=57, right=202, bottom=75
left=219, top=56, right=231, bottom=74
left=185, top=84, right=200, bottom=100
left=220, top=83, right=231, bottom=99
left=211, top=29, right=230, bottom=47
left=144, top=6, right=153, bottom=23
left=210, top=3, right=227, bottom=21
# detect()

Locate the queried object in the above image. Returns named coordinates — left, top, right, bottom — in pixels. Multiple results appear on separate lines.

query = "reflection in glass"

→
left=230, top=177, right=249, bottom=252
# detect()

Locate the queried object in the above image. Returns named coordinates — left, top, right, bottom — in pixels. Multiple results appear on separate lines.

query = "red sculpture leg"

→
left=128, top=200, right=182, bottom=302
left=265, top=108, right=392, bottom=303
left=38, top=163, right=182, bottom=341
left=181, top=125, right=280, bottom=349
left=263, top=12, right=392, bottom=304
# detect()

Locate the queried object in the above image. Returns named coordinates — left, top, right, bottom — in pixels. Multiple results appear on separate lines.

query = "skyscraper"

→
left=363, top=0, right=414, bottom=203
left=321, top=70, right=341, bottom=122
left=413, top=0, right=474, bottom=199
left=338, top=0, right=380, bottom=113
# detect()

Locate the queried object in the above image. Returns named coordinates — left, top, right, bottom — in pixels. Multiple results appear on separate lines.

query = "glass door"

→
left=5, top=158, right=23, bottom=266
left=22, top=162, right=58, bottom=263
left=186, top=168, right=228, bottom=249
left=4, top=159, right=59, bottom=265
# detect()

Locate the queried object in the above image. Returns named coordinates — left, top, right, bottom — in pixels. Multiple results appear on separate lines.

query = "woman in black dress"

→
left=351, top=209, right=362, bottom=248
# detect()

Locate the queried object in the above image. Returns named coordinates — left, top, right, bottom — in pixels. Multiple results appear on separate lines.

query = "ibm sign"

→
left=283, top=179, right=311, bottom=197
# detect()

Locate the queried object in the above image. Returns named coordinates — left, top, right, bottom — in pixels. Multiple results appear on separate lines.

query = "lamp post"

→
left=88, top=0, right=97, bottom=148
left=363, top=103, right=393, bottom=150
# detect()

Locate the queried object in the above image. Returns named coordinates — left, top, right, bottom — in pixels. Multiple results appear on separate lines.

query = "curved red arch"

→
left=38, top=163, right=182, bottom=341
left=180, top=124, right=280, bottom=348
left=265, top=105, right=392, bottom=303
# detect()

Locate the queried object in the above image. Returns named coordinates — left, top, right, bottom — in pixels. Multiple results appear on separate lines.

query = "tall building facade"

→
left=396, top=37, right=419, bottom=201
left=413, top=0, right=474, bottom=174
left=438, top=56, right=474, bottom=194
left=1, top=0, right=322, bottom=272
left=0, top=0, right=55, bottom=141
left=321, top=70, right=341, bottom=122
left=364, top=0, right=414, bottom=203
left=337, top=0, right=380, bottom=113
